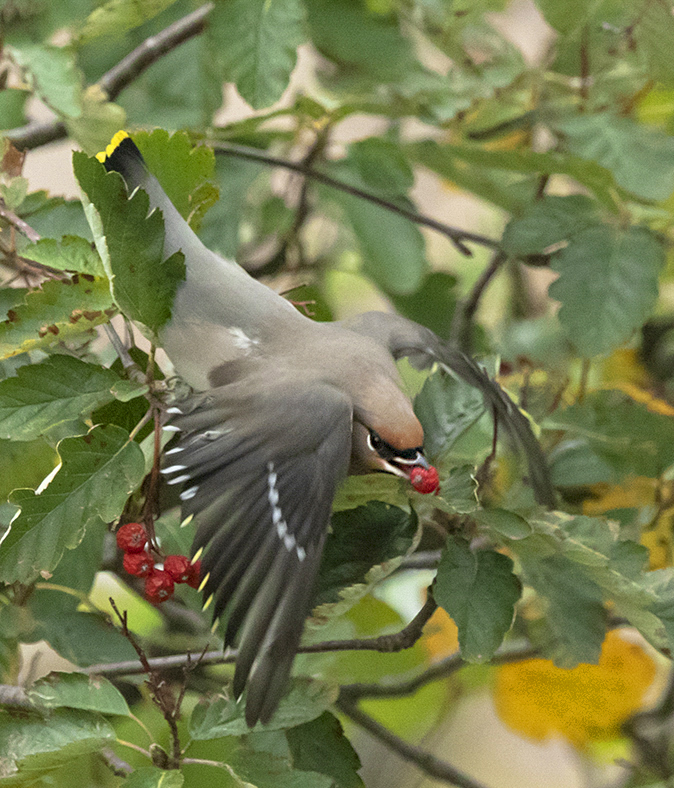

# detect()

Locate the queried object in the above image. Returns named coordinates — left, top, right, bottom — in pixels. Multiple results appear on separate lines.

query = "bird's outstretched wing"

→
left=162, top=377, right=353, bottom=725
left=344, top=311, right=556, bottom=508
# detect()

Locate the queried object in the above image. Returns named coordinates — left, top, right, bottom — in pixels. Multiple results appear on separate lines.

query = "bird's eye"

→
left=367, top=431, right=385, bottom=454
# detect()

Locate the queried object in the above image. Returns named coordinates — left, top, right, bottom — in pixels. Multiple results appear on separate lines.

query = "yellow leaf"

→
left=423, top=606, right=459, bottom=661
left=493, top=630, right=656, bottom=746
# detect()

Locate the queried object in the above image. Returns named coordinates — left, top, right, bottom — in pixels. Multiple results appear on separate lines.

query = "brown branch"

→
left=336, top=696, right=492, bottom=788
left=83, top=593, right=439, bottom=677
left=0, top=197, right=41, bottom=242
left=450, top=249, right=508, bottom=353
left=210, top=141, right=502, bottom=256
left=340, top=639, right=540, bottom=701
left=6, top=3, right=214, bottom=151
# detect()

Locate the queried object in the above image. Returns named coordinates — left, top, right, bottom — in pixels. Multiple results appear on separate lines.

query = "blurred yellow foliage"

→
left=423, top=606, right=459, bottom=661
left=493, top=630, right=656, bottom=746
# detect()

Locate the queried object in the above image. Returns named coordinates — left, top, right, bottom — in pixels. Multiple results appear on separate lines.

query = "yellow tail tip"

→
left=95, top=130, right=129, bottom=163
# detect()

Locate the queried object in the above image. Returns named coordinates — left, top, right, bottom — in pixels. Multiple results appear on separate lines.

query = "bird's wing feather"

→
left=344, top=311, right=556, bottom=508
left=162, top=377, right=353, bottom=726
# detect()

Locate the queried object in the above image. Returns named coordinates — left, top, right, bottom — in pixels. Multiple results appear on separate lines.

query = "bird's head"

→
left=350, top=381, right=438, bottom=492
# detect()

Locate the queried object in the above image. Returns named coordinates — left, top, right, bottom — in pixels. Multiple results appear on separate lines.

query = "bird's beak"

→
left=375, top=450, right=430, bottom=480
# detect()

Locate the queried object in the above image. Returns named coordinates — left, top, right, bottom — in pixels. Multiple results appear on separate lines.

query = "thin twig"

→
left=0, top=197, right=41, bottom=243
left=210, top=141, right=501, bottom=256
left=336, top=696, right=491, bottom=788
left=340, top=639, right=540, bottom=701
left=450, top=249, right=508, bottom=352
left=82, top=594, right=438, bottom=677
left=7, top=4, right=214, bottom=151
left=100, top=748, right=134, bottom=777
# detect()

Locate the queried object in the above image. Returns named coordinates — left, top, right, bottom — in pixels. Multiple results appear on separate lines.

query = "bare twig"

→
left=7, top=4, right=214, bottom=151
left=100, top=748, right=134, bottom=777
left=0, top=197, right=41, bottom=243
left=210, top=141, right=501, bottom=256
left=336, top=696, right=491, bottom=788
left=450, top=249, right=508, bottom=353
left=82, top=593, right=439, bottom=677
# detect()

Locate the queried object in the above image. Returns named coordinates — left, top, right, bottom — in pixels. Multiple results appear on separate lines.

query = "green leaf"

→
left=77, top=0, right=179, bottom=44
left=125, top=767, right=185, bottom=788
left=209, top=0, right=306, bottom=109
left=322, top=159, right=427, bottom=295
left=391, top=272, right=458, bottom=341
left=21, top=236, right=104, bottom=276
left=28, top=672, right=130, bottom=716
left=414, top=367, right=487, bottom=459
left=0, top=88, right=29, bottom=129
left=0, top=355, right=145, bottom=441
left=408, top=141, right=619, bottom=212
left=554, top=112, right=674, bottom=201
left=0, top=424, right=145, bottom=584
left=476, top=507, right=533, bottom=540
left=0, top=438, right=57, bottom=499
left=133, top=129, right=219, bottom=231
left=287, top=712, right=364, bottom=788
left=0, top=708, right=114, bottom=783
left=314, top=501, right=418, bottom=609
left=64, top=91, right=127, bottom=156
left=432, top=465, right=479, bottom=515
left=0, top=276, right=114, bottom=360
left=549, top=224, right=664, bottom=357
left=548, top=439, right=618, bottom=487
left=73, top=151, right=185, bottom=335
left=9, top=44, right=82, bottom=118
left=190, top=679, right=337, bottom=738
left=435, top=536, right=521, bottom=662
left=635, top=0, right=674, bottom=88
left=502, top=195, right=602, bottom=256
left=546, top=390, right=674, bottom=479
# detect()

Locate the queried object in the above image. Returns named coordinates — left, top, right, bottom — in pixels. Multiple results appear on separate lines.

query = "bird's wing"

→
left=162, top=376, right=353, bottom=726
left=343, top=311, right=556, bottom=508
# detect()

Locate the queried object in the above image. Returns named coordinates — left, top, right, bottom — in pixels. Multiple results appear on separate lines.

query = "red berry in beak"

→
left=410, top=465, right=439, bottom=494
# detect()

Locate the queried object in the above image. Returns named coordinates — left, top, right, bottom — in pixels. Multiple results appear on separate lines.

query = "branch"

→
left=82, top=593, right=439, bottom=677
left=450, top=249, right=508, bottom=352
left=0, top=197, right=41, bottom=242
left=336, top=695, right=492, bottom=788
left=340, top=639, right=540, bottom=701
left=210, top=141, right=501, bottom=256
left=6, top=3, right=214, bottom=151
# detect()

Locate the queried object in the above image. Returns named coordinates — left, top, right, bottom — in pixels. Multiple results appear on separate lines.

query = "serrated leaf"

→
left=0, top=424, right=145, bottom=584
left=554, top=112, right=674, bottom=201
left=313, top=501, right=418, bottom=609
left=0, top=276, right=114, bottom=360
left=287, top=712, right=364, bottom=788
left=9, top=44, right=82, bottom=118
left=73, top=151, right=185, bottom=335
left=77, top=0, right=179, bottom=44
left=414, top=367, right=487, bottom=458
left=190, top=679, right=337, bottom=738
left=435, top=536, right=521, bottom=662
left=65, top=87, right=127, bottom=156
left=0, top=708, right=114, bottom=782
left=432, top=465, right=479, bottom=514
left=0, top=355, right=144, bottom=441
left=28, top=672, right=130, bottom=716
left=21, top=235, right=104, bottom=276
left=546, top=390, right=674, bottom=479
left=210, top=0, right=306, bottom=109
left=133, top=129, right=218, bottom=231
left=548, top=224, right=664, bottom=357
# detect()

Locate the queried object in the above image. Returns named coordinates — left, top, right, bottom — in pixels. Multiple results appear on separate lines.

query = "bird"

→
left=97, top=131, right=555, bottom=726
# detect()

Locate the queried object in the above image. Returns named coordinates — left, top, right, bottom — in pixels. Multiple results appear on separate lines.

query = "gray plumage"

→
left=102, top=135, right=554, bottom=727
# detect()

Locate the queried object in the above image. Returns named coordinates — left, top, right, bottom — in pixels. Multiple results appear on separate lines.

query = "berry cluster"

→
left=409, top=465, right=440, bottom=494
left=116, top=522, right=201, bottom=604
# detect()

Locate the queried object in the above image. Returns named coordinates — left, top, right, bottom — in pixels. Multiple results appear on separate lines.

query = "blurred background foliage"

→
left=2, top=0, right=674, bottom=787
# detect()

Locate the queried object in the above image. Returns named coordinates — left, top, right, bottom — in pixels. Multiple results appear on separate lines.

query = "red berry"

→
left=145, top=570, right=175, bottom=603
left=185, top=559, right=202, bottom=589
left=116, top=522, right=148, bottom=553
left=164, top=554, right=192, bottom=583
left=123, top=550, right=154, bottom=578
left=409, top=465, right=440, bottom=494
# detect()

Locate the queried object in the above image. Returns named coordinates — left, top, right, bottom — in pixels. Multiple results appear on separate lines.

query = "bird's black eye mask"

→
left=367, top=430, right=422, bottom=462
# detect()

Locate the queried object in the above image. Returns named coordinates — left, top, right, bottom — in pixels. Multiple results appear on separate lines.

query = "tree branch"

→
left=336, top=695, right=492, bottom=788
left=6, top=3, right=214, bottom=151
left=210, top=141, right=501, bottom=256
